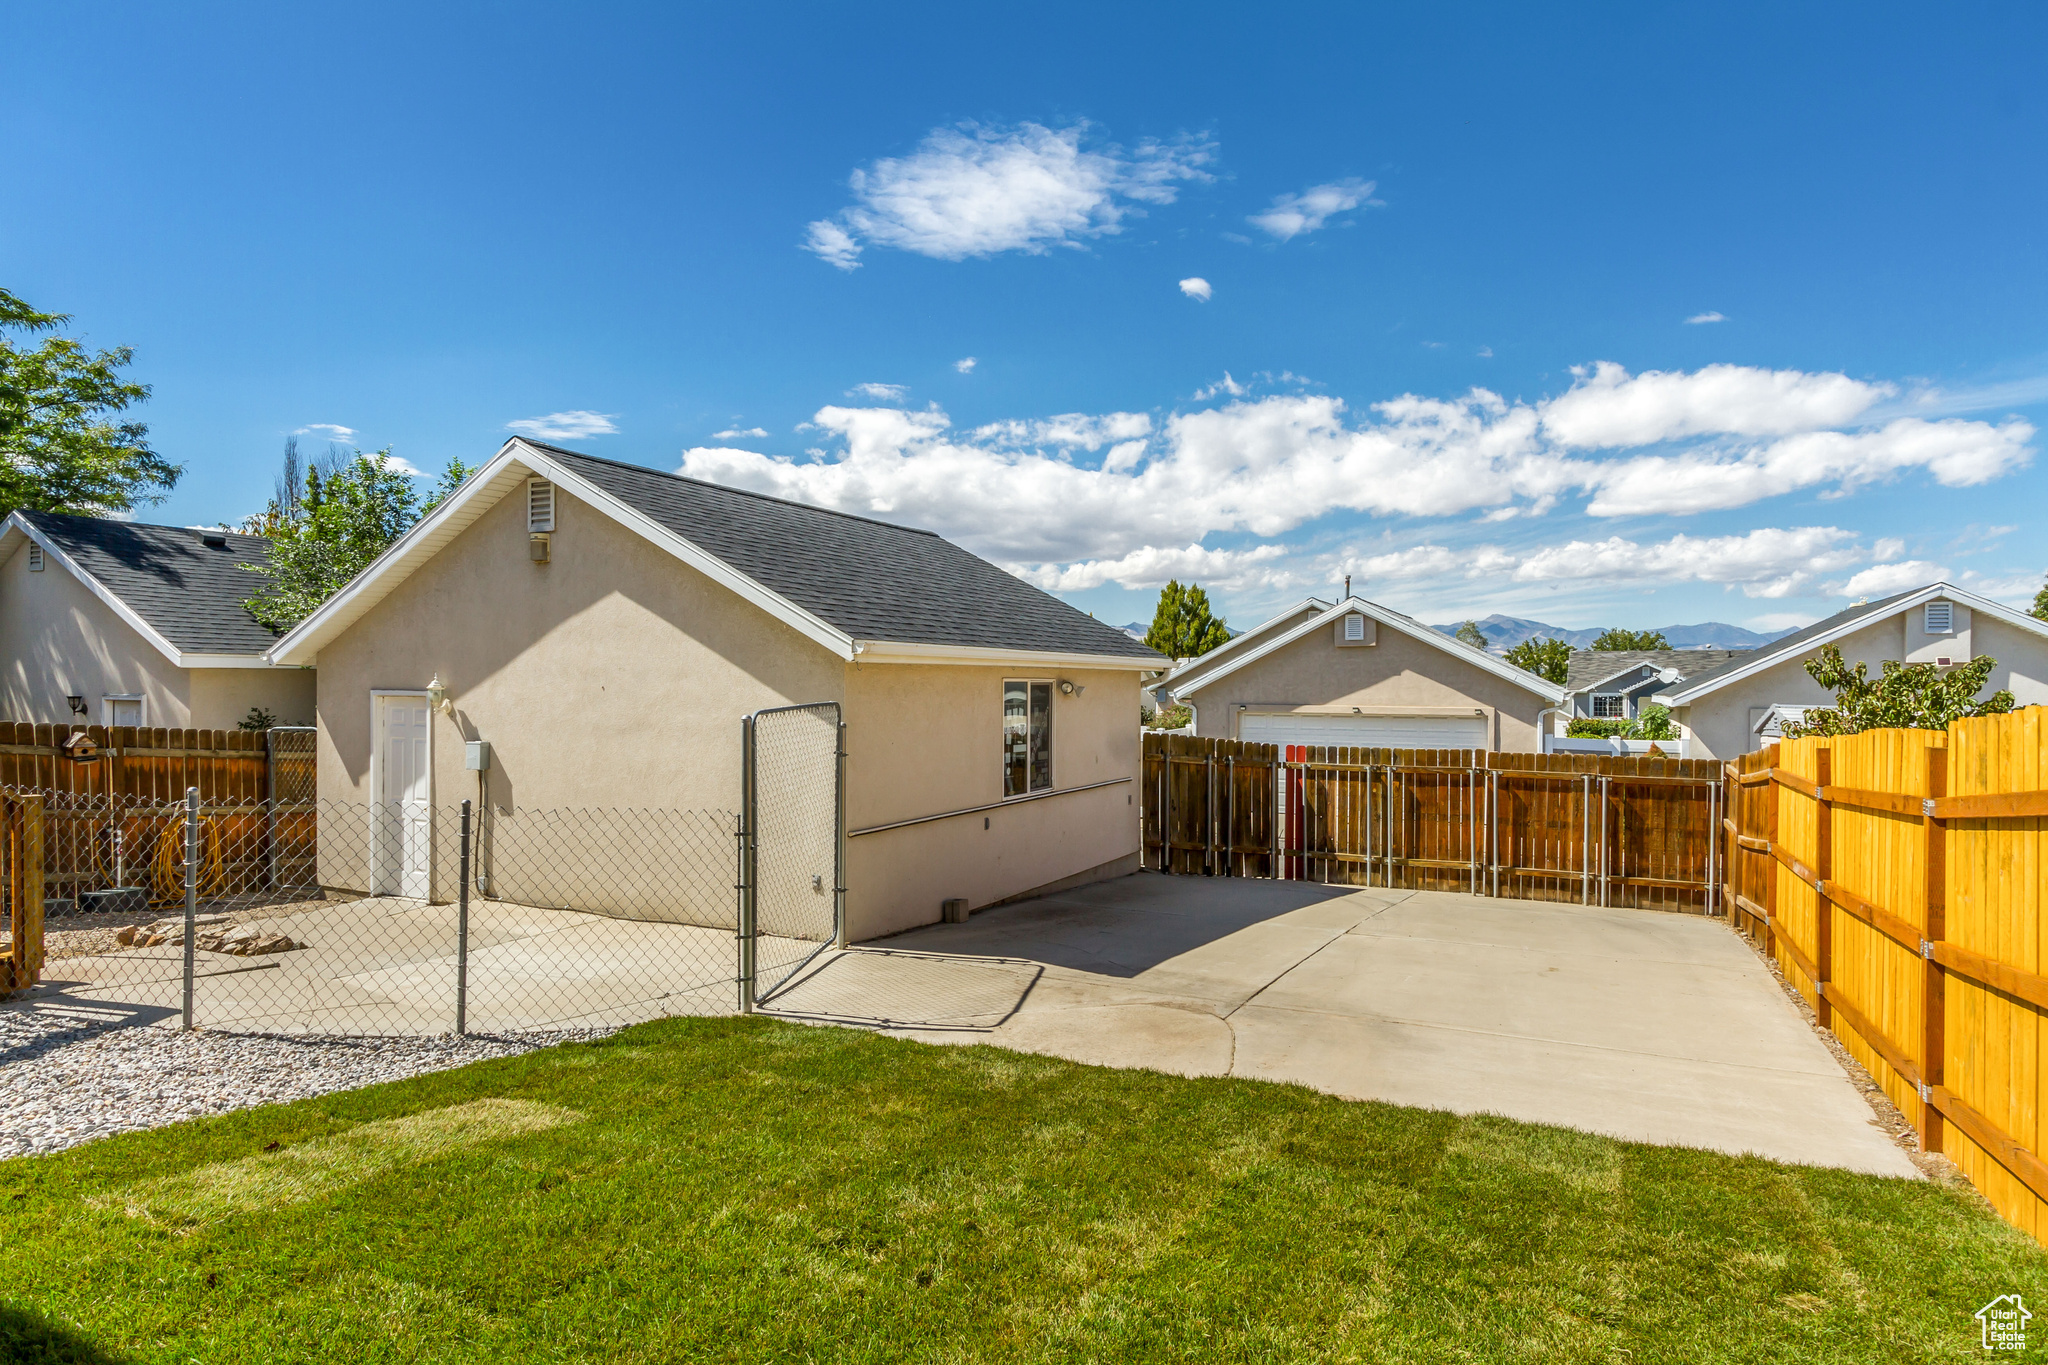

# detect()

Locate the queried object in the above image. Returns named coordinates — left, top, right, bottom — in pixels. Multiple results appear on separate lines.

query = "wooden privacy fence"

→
left=1725, top=710, right=2048, bottom=1245
left=0, top=725, right=317, bottom=994
left=1142, top=733, right=1723, bottom=912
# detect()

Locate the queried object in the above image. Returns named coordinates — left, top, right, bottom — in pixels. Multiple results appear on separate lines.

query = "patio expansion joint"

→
left=1220, top=900, right=1400, bottom=1066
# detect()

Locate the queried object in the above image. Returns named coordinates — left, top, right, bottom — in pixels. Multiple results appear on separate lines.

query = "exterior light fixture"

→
left=66, top=695, right=86, bottom=716
left=426, top=674, right=452, bottom=716
left=1057, top=679, right=1085, bottom=697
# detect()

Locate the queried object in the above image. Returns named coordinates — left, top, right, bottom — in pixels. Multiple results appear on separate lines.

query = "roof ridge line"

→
left=21, top=509, right=269, bottom=545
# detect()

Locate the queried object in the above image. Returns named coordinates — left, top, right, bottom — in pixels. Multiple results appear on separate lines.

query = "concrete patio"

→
left=764, top=871, right=1917, bottom=1177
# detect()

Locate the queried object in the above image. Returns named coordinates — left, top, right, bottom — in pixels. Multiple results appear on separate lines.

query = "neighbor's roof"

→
left=1166, top=593, right=1568, bottom=704
left=268, top=439, right=1166, bottom=669
left=1565, top=648, right=1749, bottom=694
left=1160, top=596, right=1332, bottom=689
left=1657, top=582, right=2048, bottom=705
left=1, top=511, right=281, bottom=666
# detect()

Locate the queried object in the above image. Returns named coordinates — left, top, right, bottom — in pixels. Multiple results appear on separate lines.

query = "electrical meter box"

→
left=465, top=740, right=491, bottom=771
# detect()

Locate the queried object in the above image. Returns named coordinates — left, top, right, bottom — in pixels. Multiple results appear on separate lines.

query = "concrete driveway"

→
left=763, top=872, right=1916, bottom=1177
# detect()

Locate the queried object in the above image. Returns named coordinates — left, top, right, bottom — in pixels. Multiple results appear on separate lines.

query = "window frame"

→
left=101, top=694, right=145, bottom=727
left=1002, top=678, right=1055, bottom=798
left=1591, top=693, right=1627, bottom=719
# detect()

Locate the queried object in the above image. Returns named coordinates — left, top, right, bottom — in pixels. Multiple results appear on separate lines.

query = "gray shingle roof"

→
left=1661, top=588, right=1920, bottom=696
left=534, top=444, right=1164, bottom=660
left=23, top=511, right=279, bottom=655
left=1565, top=648, right=1750, bottom=692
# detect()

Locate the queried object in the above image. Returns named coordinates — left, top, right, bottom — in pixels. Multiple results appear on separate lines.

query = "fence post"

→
left=1205, top=749, right=1215, bottom=875
left=1814, top=747, right=1834, bottom=1028
left=1270, top=751, right=1282, bottom=880
left=1162, top=737, right=1174, bottom=875
left=181, top=786, right=197, bottom=1031
left=1763, top=746, right=1779, bottom=961
left=738, top=715, right=757, bottom=1013
left=1920, top=745, right=1948, bottom=1154
left=1225, top=753, right=1235, bottom=878
left=457, top=799, right=471, bottom=1037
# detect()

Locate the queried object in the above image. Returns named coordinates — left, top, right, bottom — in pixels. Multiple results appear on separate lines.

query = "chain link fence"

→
left=742, top=702, right=844, bottom=1005
left=25, top=790, right=748, bottom=1034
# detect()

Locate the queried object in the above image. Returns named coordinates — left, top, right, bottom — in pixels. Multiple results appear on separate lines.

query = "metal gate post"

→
left=1580, top=773, right=1592, bottom=905
left=738, top=715, right=757, bottom=1013
left=1270, top=753, right=1282, bottom=880
left=834, top=719, right=847, bottom=949
left=1162, top=741, right=1173, bottom=875
left=181, top=787, right=197, bottom=1031
left=1599, top=775, right=1611, bottom=908
left=1225, top=754, right=1235, bottom=877
left=1205, top=751, right=1215, bottom=875
left=456, top=799, right=471, bottom=1036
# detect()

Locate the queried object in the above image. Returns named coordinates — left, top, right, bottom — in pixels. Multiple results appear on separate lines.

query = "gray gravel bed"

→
left=0, top=1000, right=615, bottom=1159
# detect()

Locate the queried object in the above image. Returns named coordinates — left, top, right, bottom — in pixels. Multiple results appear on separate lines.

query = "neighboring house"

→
left=265, top=438, right=1166, bottom=941
left=1560, top=649, right=1749, bottom=728
left=1161, top=594, right=1568, bottom=750
left=1654, top=583, right=2048, bottom=759
left=0, top=511, right=314, bottom=730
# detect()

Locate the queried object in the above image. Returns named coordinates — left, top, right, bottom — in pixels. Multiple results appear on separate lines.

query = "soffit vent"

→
left=528, top=479, right=556, bottom=533
left=1925, top=601, right=1953, bottom=634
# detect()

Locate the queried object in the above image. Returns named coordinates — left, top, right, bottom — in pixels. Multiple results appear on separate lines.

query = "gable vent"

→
left=527, top=479, right=555, bottom=533
left=1924, top=601, right=1953, bottom=634
left=1345, top=613, right=1366, bottom=641
left=27, top=544, right=42, bottom=572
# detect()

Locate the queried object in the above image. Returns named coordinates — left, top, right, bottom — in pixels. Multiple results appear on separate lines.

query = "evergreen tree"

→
left=1144, top=580, right=1231, bottom=659
left=1454, top=620, right=1490, bottom=649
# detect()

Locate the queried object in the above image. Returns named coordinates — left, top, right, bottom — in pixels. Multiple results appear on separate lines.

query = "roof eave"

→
left=856, top=639, right=1166, bottom=671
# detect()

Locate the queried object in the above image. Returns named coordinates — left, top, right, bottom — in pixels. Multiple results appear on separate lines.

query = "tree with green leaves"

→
left=241, top=447, right=471, bottom=632
left=1504, top=636, right=1571, bottom=684
left=1591, top=627, right=1670, bottom=651
left=2032, top=572, right=2047, bottom=622
left=1144, top=580, right=1231, bottom=660
left=1781, top=643, right=2014, bottom=737
left=0, top=286, right=181, bottom=518
left=1453, top=620, right=1490, bottom=650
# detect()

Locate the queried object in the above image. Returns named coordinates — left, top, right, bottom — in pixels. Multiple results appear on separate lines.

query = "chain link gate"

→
left=739, top=701, right=845, bottom=1009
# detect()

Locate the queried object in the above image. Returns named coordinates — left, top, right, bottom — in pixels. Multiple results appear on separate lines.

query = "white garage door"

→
left=1238, top=712, right=1488, bottom=750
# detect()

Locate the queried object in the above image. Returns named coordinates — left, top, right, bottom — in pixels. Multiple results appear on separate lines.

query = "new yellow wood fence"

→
left=1727, top=709, right=2048, bottom=1243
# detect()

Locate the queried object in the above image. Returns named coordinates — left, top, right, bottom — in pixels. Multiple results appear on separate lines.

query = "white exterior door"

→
left=1239, top=712, right=1489, bottom=750
left=373, top=695, right=432, bottom=898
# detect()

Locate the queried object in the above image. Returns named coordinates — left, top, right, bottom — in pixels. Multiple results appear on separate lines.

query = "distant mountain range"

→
left=1430, top=614, right=1795, bottom=652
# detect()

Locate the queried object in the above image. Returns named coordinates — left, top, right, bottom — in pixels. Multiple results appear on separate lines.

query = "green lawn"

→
left=4, top=1017, right=2044, bottom=1363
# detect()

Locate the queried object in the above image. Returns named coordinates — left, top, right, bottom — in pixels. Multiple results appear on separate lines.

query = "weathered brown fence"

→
left=1141, top=733, right=1723, bottom=911
left=1726, top=711, right=2048, bottom=1247
left=0, top=725, right=317, bottom=993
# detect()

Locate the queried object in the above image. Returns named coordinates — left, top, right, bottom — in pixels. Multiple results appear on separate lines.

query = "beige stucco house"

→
left=0, top=511, right=314, bottom=730
left=265, top=438, right=1165, bottom=942
left=1654, top=583, right=2048, bottom=759
left=1163, top=594, right=1567, bottom=750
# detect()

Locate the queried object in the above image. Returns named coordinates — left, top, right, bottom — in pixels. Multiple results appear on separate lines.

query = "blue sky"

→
left=6, top=3, right=2047, bottom=635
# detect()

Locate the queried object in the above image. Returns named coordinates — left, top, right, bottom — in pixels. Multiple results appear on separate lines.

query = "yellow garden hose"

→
left=150, top=816, right=228, bottom=908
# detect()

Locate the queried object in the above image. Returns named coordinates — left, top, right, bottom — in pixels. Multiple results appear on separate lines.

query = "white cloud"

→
left=1248, top=178, right=1377, bottom=241
left=369, top=451, right=425, bottom=477
left=506, top=411, right=620, bottom=441
left=1583, top=417, right=2034, bottom=516
left=1193, top=372, right=1246, bottom=400
left=1477, top=346, right=1493, bottom=358
left=847, top=383, right=908, bottom=402
left=712, top=427, right=770, bottom=440
left=1686, top=311, right=1728, bottom=325
left=294, top=423, right=356, bottom=444
left=1747, top=612, right=1816, bottom=632
left=1510, top=527, right=1865, bottom=598
left=1832, top=560, right=1951, bottom=598
left=803, top=121, right=1215, bottom=270
left=1541, top=361, right=1890, bottom=448
left=1014, top=542, right=1291, bottom=593
left=674, top=362, right=2035, bottom=568
left=1179, top=277, right=1212, bottom=301
left=954, top=357, right=977, bottom=374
